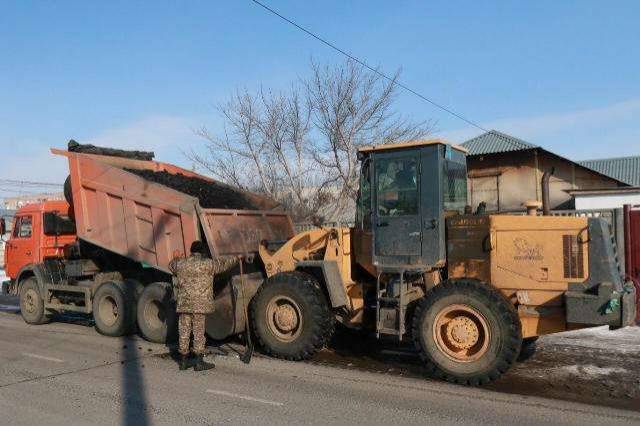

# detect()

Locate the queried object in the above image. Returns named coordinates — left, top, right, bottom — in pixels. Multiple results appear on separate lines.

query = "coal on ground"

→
left=126, top=169, right=257, bottom=210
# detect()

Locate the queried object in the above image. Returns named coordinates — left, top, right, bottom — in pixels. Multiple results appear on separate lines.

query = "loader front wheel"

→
left=250, top=271, right=334, bottom=360
left=412, top=279, right=522, bottom=385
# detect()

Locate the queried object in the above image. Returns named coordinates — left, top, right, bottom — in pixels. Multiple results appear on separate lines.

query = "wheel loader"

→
left=248, top=139, right=636, bottom=384
left=9, top=140, right=636, bottom=386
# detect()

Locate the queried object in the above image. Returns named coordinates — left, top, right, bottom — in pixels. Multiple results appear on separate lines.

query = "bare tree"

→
left=190, top=59, right=434, bottom=221
left=191, top=87, right=329, bottom=221
left=305, top=60, right=432, bottom=218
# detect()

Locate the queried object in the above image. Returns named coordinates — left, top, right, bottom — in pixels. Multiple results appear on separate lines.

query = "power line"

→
left=250, top=0, right=488, bottom=132
left=0, top=179, right=62, bottom=188
left=0, top=187, right=59, bottom=195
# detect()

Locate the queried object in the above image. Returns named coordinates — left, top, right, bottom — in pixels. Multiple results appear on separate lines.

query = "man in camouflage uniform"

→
left=169, top=241, right=238, bottom=371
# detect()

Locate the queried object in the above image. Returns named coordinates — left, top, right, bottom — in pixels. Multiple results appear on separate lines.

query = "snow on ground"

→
left=557, top=364, right=628, bottom=377
left=498, top=324, right=640, bottom=410
left=0, top=268, right=8, bottom=291
left=540, top=325, right=640, bottom=354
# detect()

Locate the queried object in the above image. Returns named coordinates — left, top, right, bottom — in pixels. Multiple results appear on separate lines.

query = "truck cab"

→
left=4, top=200, right=76, bottom=284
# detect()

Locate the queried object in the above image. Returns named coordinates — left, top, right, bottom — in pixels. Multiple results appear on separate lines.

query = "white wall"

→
left=574, top=192, right=640, bottom=210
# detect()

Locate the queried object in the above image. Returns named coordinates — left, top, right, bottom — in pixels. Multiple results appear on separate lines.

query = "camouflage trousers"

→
left=178, top=313, right=206, bottom=356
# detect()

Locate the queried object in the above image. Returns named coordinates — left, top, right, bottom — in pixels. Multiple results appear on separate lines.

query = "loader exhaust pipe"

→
left=541, top=168, right=555, bottom=216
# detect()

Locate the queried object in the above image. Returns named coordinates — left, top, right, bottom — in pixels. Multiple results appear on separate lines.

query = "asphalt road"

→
left=1, top=308, right=640, bottom=425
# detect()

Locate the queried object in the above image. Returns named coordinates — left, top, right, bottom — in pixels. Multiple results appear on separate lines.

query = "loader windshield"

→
left=443, top=149, right=467, bottom=213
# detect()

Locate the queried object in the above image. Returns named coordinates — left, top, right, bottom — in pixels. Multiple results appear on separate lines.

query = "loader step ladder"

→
left=375, top=268, right=416, bottom=341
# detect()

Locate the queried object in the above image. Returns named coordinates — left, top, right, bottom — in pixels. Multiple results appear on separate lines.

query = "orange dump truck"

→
left=7, top=147, right=293, bottom=343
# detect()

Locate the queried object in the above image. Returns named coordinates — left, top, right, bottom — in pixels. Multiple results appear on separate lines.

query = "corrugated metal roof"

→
left=578, top=156, right=640, bottom=187
left=461, top=130, right=538, bottom=156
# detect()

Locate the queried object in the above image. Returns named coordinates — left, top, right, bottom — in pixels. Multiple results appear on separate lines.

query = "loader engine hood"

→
left=446, top=215, right=636, bottom=329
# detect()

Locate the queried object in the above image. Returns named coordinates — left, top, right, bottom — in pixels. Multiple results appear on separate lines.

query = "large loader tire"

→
left=19, top=277, right=50, bottom=325
left=93, top=281, right=134, bottom=337
left=250, top=271, right=335, bottom=360
left=412, top=279, right=522, bottom=385
left=136, top=282, right=178, bottom=344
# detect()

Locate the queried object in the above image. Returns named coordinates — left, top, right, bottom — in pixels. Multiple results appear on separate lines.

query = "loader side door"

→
left=373, top=151, right=422, bottom=265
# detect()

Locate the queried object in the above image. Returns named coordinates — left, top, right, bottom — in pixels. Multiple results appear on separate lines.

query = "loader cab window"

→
left=376, top=158, right=418, bottom=217
left=14, top=216, right=33, bottom=238
left=443, top=147, right=468, bottom=213
left=357, top=159, right=372, bottom=229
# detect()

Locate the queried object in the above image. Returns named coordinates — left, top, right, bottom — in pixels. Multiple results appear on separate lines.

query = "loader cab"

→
left=354, top=140, right=468, bottom=272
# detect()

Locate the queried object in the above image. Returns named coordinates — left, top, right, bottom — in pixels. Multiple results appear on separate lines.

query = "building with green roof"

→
left=461, top=130, right=631, bottom=212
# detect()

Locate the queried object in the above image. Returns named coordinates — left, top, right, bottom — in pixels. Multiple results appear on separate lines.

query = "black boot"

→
left=178, top=354, right=193, bottom=371
left=193, top=354, right=215, bottom=371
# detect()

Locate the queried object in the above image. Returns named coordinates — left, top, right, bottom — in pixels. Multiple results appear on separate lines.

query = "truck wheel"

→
left=136, top=282, right=178, bottom=344
left=63, top=175, right=73, bottom=205
left=250, top=271, right=335, bottom=360
left=412, top=279, right=522, bottom=385
left=19, top=277, right=50, bottom=325
left=93, top=282, right=134, bottom=337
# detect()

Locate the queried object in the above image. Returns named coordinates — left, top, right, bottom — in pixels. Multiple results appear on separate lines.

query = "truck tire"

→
left=63, top=175, right=73, bottom=205
left=412, top=279, right=522, bottom=385
left=136, top=282, right=178, bottom=344
left=250, top=271, right=335, bottom=360
left=19, top=277, right=50, bottom=325
left=93, top=281, right=134, bottom=337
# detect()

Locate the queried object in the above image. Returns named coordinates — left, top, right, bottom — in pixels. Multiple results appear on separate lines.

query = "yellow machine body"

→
left=447, top=215, right=590, bottom=338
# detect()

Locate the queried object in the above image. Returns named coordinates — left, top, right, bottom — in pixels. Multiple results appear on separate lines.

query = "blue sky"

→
left=1, top=0, right=639, bottom=193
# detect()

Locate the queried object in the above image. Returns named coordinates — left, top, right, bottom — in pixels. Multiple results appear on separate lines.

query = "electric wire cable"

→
left=250, top=0, right=488, bottom=132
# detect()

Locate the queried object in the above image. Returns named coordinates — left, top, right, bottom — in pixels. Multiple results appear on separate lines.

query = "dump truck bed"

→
left=52, top=148, right=295, bottom=273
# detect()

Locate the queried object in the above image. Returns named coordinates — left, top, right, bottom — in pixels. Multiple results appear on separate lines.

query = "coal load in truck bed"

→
left=68, top=139, right=155, bottom=161
left=126, top=169, right=258, bottom=210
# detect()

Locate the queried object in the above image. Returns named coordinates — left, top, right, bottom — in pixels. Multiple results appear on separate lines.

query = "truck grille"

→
left=563, top=235, right=584, bottom=279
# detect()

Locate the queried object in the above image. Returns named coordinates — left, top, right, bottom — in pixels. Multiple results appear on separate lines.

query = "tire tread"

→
left=412, top=279, right=522, bottom=385
left=250, top=271, right=335, bottom=361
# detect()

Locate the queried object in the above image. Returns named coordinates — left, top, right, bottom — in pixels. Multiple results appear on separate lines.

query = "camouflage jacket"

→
left=169, top=253, right=238, bottom=314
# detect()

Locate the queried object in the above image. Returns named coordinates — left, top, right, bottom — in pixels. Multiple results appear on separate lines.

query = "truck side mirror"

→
left=0, top=218, right=5, bottom=235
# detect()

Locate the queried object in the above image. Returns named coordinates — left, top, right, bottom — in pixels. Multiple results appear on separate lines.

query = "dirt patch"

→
left=308, top=326, right=640, bottom=411
left=126, top=169, right=257, bottom=210
left=486, top=340, right=640, bottom=411
left=68, top=140, right=155, bottom=161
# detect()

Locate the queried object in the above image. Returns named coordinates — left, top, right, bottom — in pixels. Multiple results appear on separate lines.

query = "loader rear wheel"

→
left=93, top=282, right=134, bottom=337
left=136, top=282, right=178, bottom=344
left=250, top=271, right=335, bottom=360
left=19, top=277, right=50, bottom=325
left=412, top=279, right=522, bottom=385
